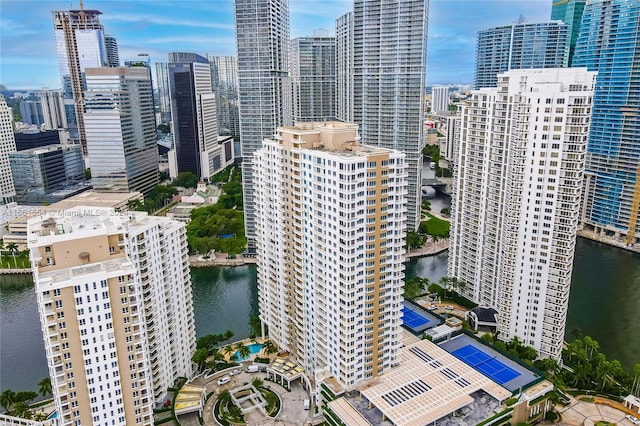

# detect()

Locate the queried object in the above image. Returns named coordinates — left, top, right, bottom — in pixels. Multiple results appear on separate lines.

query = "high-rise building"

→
left=28, top=207, right=196, bottom=425
left=14, top=129, right=61, bottom=151
left=442, top=113, right=459, bottom=162
left=155, top=62, right=172, bottom=125
left=290, top=33, right=336, bottom=122
left=209, top=56, right=240, bottom=137
left=0, top=96, right=16, bottom=205
left=573, top=0, right=640, bottom=246
left=9, top=144, right=86, bottom=204
left=84, top=66, right=159, bottom=195
left=53, top=9, right=108, bottom=152
left=37, top=89, right=68, bottom=130
left=105, top=34, right=120, bottom=67
left=19, top=100, right=44, bottom=126
left=448, top=68, right=596, bottom=359
left=350, top=0, right=429, bottom=230
left=335, top=12, right=354, bottom=123
left=235, top=0, right=291, bottom=248
left=167, top=53, right=221, bottom=180
left=474, top=21, right=568, bottom=89
left=551, top=0, right=586, bottom=66
left=431, top=86, right=450, bottom=113
left=254, top=122, right=407, bottom=389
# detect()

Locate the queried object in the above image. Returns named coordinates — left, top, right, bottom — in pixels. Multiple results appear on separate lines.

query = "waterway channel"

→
left=1, top=237, right=638, bottom=395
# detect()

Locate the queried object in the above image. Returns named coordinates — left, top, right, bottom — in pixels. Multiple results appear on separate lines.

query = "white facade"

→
left=335, top=12, right=353, bottom=123
left=28, top=208, right=195, bottom=425
left=0, top=96, right=16, bottom=205
left=431, top=86, right=450, bottom=113
left=38, top=90, right=68, bottom=130
left=254, top=122, right=407, bottom=389
left=448, top=68, right=596, bottom=359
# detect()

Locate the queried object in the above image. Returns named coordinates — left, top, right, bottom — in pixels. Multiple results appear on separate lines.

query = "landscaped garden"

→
left=213, top=378, right=281, bottom=425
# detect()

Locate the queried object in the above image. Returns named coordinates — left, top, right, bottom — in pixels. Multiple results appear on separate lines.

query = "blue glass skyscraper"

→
left=551, top=0, right=586, bottom=66
left=573, top=0, right=640, bottom=245
left=474, top=21, right=568, bottom=89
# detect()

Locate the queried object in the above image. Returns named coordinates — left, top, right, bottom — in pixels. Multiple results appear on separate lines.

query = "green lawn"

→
left=0, top=254, right=30, bottom=269
left=421, top=214, right=450, bottom=237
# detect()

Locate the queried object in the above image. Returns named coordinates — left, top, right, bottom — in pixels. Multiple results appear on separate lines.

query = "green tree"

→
left=228, top=405, right=242, bottom=419
left=252, top=377, right=264, bottom=388
left=173, top=172, right=199, bottom=189
left=440, top=207, right=450, bottom=216
left=6, top=242, right=18, bottom=268
left=15, top=391, right=37, bottom=405
left=218, top=389, right=231, bottom=403
left=632, top=363, right=640, bottom=396
left=235, top=342, right=251, bottom=360
left=249, top=315, right=262, bottom=338
left=223, top=345, right=235, bottom=361
left=11, top=401, right=33, bottom=419
left=406, top=231, right=425, bottom=249
left=0, top=389, right=16, bottom=412
left=38, top=377, right=52, bottom=398
left=157, top=123, right=170, bottom=134
left=263, top=340, right=278, bottom=356
left=84, top=168, right=91, bottom=179
left=192, top=348, right=208, bottom=372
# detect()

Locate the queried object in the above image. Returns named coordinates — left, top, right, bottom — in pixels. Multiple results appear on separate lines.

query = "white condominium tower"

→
left=0, top=96, right=16, bottom=205
left=235, top=0, right=291, bottom=248
left=28, top=208, right=196, bottom=425
left=254, top=122, right=407, bottom=389
left=431, top=86, right=450, bottom=113
left=346, top=0, right=429, bottom=231
left=448, top=68, right=595, bottom=360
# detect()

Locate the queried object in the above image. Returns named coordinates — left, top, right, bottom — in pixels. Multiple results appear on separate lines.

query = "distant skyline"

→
left=1, top=0, right=551, bottom=89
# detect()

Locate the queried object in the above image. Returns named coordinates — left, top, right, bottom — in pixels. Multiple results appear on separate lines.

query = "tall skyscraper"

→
left=431, top=86, right=450, bottom=113
left=350, top=0, right=429, bottom=230
left=551, top=0, right=586, bottom=66
left=53, top=9, right=108, bottom=152
left=84, top=67, right=159, bottom=195
left=335, top=12, right=353, bottom=123
left=28, top=208, right=196, bottom=425
left=0, top=96, right=16, bottom=205
left=154, top=62, right=172, bottom=125
left=209, top=56, right=240, bottom=137
left=235, top=0, right=291, bottom=248
left=167, top=53, right=219, bottom=180
left=573, top=0, right=640, bottom=246
left=448, top=68, right=596, bottom=359
left=290, top=33, right=336, bottom=122
left=19, top=100, right=44, bottom=126
left=254, top=122, right=407, bottom=389
left=38, top=89, right=68, bottom=130
left=104, top=34, right=120, bottom=67
left=474, top=21, right=568, bottom=89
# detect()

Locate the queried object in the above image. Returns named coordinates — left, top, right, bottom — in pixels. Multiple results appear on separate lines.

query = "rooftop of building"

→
left=275, top=122, right=399, bottom=158
left=11, top=144, right=80, bottom=155
left=329, top=339, right=512, bottom=426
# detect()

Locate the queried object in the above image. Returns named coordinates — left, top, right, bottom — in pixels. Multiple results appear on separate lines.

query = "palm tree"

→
left=252, top=377, right=264, bottom=388
left=6, top=242, right=18, bottom=268
left=218, top=389, right=231, bottom=403
left=223, top=345, right=235, bottom=361
left=0, top=389, right=16, bottom=413
left=263, top=340, right=278, bottom=356
left=213, top=350, right=225, bottom=362
left=228, top=405, right=242, bottom=419
left=38, top=377, right=52, bottom=398
left=235, top=342, right=250, bottom=360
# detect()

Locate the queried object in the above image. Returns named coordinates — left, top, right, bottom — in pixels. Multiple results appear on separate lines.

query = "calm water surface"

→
left=1, top=238, right=638, bottom=394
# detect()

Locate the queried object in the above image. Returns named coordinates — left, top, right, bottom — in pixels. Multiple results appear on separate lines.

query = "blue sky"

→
left=0, top=0, right=551, bottom=89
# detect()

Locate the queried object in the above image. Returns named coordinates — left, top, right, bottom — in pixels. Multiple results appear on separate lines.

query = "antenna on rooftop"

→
left=515, top=14, right=526, bottom=24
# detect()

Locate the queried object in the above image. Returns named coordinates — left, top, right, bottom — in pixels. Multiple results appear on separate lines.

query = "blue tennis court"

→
left=451, top=344, right=521, bottom=385
left=402, top=306, right=430, bottom=328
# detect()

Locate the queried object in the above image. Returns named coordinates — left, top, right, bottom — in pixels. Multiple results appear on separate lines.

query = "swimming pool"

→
left=48, top=411, right=58, bottom=420
left=233, top=343, right=263, bottom=361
